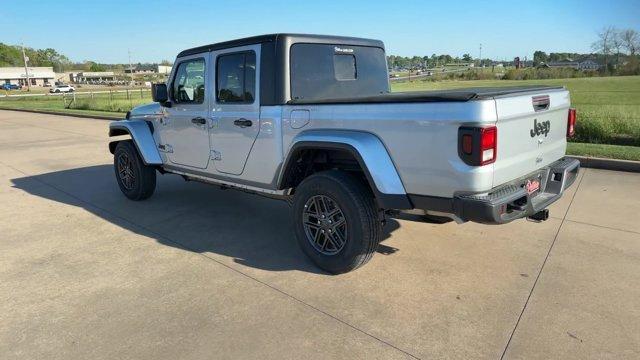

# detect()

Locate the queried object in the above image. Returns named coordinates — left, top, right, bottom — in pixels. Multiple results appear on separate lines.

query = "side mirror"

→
left=151, top=83, right=169, bottom=106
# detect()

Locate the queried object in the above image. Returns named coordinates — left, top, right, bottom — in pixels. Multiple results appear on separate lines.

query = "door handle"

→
left=191, top=117, right=207, bottom=125
left=233, top=118, right=253, bottom=128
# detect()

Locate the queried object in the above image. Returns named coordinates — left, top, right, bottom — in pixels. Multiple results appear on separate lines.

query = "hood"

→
left=128, top=102, right=162, bottom=119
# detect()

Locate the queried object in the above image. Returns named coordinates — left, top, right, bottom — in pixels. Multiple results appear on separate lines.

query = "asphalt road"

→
left=1, top=110, right=639, bottom=359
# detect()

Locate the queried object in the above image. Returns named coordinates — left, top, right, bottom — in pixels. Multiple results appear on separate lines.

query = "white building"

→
left=578, top=60, right=601, bottom=71
left=71, top=71, right=116, bottom=83
left=157, top=65, right=172, bottom=75
left=0, top=67, right=56, bottom=87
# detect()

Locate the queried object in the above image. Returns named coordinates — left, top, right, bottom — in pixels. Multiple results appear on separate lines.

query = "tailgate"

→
left=492, top=88, right=571, bottom=187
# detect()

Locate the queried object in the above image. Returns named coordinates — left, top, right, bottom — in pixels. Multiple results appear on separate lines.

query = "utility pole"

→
left=479, top=43, right=482, bottom=68
left=21, top=43, right=30, bottom=92
left=128, top=49, right=133, bottom=85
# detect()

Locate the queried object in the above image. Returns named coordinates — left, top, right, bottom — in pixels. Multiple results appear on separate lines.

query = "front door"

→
left=163, top=55, right=210, bottom=169
left=210, top=46, right=260, bottom=175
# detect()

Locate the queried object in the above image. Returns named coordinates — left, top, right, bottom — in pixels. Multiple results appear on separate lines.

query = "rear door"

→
left=163, top=54, right=211, bottom=169
left=492, top=89, right=571, bottom=186
left=209, top=45, right=260, bottom=175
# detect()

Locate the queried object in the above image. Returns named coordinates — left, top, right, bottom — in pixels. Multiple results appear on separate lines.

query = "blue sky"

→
left=2, top=0, right=639, bottom=63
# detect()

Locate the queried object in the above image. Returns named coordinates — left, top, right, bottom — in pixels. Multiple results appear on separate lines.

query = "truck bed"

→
left=287, top=86, right=564, bottom=104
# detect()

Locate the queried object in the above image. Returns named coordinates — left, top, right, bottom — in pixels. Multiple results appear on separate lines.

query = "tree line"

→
left=0, top=43, right=173, bottom=73
left=389, top=27, right=639, bottom=74
left=534, top=28, right=638, bottom=66
left=387, top=54, right=494, bottom=70
left=0, top=43, right=71, bottom=72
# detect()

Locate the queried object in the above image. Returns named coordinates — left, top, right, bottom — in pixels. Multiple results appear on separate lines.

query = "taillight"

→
left=458, top=125, right=497, bottom=166
left=567, top=108, right=576, bottom=137
left=462, top=134, right=473, bottom=154
left=480, top=127, right=497, bottom=165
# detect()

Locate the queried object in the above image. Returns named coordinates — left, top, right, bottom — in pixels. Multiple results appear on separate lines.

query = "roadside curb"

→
left=569, top=155, right=640, bottom=173
left=0, top=107, right=120, bottom=121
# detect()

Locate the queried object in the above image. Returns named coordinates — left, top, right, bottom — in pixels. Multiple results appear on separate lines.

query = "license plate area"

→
left=525, top=179, right=540, bottom=195
left=522, top=171, right=545, bottom=197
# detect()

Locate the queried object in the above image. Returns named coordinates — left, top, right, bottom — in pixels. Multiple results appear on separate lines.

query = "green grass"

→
left=567, top=142, right=640, bottom=161
left=0, top=90, right=151, bottom=117
left=392, top=76, right=640, bottom=147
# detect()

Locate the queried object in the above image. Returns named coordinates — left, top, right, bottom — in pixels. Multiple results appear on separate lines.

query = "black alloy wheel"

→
left=117, top=152, right=135, bottom=190
left=302, top=195, right=348, bottom=255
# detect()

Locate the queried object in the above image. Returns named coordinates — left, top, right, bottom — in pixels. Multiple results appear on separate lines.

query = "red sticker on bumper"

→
left=525, top=179, right=540, bottom=195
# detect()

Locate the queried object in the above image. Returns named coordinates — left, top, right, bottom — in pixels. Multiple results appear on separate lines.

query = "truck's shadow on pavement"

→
left=12, top=165, right=401, bottom=275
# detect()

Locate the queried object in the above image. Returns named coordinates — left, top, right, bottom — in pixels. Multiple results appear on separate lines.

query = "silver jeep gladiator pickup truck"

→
left=109, top=34, right=580, bottom=273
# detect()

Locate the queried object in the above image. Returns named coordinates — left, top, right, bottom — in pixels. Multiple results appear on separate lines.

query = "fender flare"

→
left=108, top=120, right=162, bottom=165
left=279, top=130, right=412, bottom=210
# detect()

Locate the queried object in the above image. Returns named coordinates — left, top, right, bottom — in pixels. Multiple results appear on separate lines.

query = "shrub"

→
left=502, top=68, right=588, bottom=80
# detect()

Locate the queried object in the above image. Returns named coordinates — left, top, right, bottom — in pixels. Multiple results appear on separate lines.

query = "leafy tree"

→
left=410, top=56, right=422, bottom=69
left=533, top=51, right=548, bottom=66
left=90, top=63, right=106, bottom=72
left=0, top=43, right=71, bottom=71
left=83, top=61, right=106, bottom=72
left=0, top=43, right=22, bottom=66
left=462, top=53, right=472, bottom=62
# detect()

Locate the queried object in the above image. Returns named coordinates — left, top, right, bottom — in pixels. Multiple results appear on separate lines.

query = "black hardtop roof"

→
left=176, top=33, right=385, bottom=58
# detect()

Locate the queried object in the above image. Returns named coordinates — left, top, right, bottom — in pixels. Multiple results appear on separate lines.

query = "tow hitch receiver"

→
left=528, top=209, right=549, bottom=222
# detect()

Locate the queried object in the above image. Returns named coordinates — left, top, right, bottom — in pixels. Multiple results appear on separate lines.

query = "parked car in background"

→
left=50, top=84, right=75, bottom=93
left=2, top=83, right=21, bottom=90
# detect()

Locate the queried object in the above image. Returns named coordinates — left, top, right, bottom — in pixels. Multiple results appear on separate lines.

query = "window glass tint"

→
left=172, top=58, right=205, bottom=104
left=290, top=44, right=389, bottom=101
left=217, top=52, right=256, bottom=103
left=334, top=54, right=356, bottom=80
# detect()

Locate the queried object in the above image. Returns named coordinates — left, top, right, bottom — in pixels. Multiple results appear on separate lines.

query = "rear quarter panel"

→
left=282, top=100, right=498, bottom=198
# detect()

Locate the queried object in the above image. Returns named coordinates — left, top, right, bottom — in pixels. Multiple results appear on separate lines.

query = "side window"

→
left=216, top=51, right=256, bottom=103
left=171, top=58, right=205, bottom=104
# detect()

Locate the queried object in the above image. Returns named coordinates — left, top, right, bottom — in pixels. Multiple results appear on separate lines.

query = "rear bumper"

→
left=409, top=157, right=580, bottom=224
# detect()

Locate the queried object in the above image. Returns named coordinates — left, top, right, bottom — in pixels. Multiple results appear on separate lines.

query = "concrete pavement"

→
left=0, top=110, right=638, bottom=359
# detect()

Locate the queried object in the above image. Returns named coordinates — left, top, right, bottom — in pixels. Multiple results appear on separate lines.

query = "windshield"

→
left=290, top=43, right=389, bottom=101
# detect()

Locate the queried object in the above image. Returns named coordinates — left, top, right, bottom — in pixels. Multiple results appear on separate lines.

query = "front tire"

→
left=113, top=140, right=156, bottom=200
left=293, top=170, right=381, bottom=274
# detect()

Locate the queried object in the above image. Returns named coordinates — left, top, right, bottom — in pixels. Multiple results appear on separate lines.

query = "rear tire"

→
left=114, top=140, right=156, bottom=200
left=293, top=170, right=381, bottom=274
